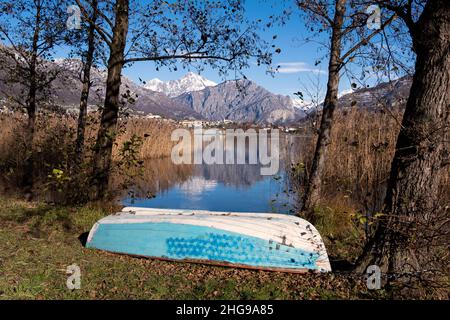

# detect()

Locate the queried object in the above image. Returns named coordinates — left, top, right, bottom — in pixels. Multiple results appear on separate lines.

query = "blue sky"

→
left=123, top=0, right=336, bottom=99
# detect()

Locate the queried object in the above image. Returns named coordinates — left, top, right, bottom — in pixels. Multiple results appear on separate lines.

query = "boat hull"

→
left=86, top=208, right=331, bottom=272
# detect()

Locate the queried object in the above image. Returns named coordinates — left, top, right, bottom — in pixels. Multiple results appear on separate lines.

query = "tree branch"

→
left=378, top=0, right=417, bottom=35
left=296, top=0, right=333, bottom=27
left=74, top=0, right=112, bottom=48
left=123, top=52, right=238, bottom=65
left=85, top=0, right=114, bottom=29
left=339, top=14, right=396, bottom=68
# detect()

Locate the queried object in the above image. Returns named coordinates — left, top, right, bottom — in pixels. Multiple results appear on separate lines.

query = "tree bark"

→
left=301, top=0, right=346, bottom=214
left=92, top=0, right=129, bottom=198
left=355, top=0, right=450, bottom=277
left=75, top=0, right=98, bottom=166
left=22, top=1, right=42, bottom=200
left=23, top=84, right=37, bottom=200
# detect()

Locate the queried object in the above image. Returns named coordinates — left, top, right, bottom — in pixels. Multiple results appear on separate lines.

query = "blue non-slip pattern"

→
left=87, top=222, right=319, bottom=270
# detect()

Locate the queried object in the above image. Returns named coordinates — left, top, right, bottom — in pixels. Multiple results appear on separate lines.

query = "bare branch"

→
left=339, top=14, right=396, bottom=68
left=74, top=0, right=112, bottom=47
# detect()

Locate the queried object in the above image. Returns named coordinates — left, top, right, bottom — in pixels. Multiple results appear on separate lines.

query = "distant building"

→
left=181, top=120, right=204, bottom=128
left=146, top=114, right=162, bottom=119
left=179, top=119, right=238, bottom=128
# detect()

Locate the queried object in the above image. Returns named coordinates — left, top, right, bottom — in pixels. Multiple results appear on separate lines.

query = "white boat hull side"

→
left=86, top=208, right=331, bottom=272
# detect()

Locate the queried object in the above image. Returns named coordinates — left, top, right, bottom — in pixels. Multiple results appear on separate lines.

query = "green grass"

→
left=309, top=203, right=366, bottom=263
left=0, top=196, right=380, bottom=300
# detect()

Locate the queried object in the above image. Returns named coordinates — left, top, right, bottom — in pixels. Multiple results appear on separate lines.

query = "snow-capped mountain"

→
left=291, top=98, right=314, bottom=111
left=174, top=79, right=307, bottom=124
left=145, top=72, right=217, bottom=97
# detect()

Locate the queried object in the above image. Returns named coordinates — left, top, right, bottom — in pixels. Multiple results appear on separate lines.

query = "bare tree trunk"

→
left=22, top=1, right=41, bottom=200
left=23, top=86, right=37, bottom=200
left=301, top=0, right=346, bottom=214
left=355, top=0, right=450, bottom=278
left=92, top=0, right=129, bottom=198
left=75, top=0, right=98, bottom=165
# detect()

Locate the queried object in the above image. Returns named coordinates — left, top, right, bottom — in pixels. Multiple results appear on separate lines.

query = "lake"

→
left=120, top=133, right=306, bottom=214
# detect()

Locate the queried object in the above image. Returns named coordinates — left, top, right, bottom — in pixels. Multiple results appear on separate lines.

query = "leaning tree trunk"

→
left=301, top=0, right=346, bottom=214
left=92, top=0, right=129, bottom=199
left=355, top=0, right=450, bottom=279
left=75, top=0, right=98, bottom=165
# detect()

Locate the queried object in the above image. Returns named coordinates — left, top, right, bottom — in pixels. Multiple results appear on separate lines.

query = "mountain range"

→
left=338, top=77, right=411, bottom=110
left=0, top=55, right=307, bottom=124
left=174, top=79, right=305, bottom=123
left=0, top=52, right=412, bottom=124
left=143, top=72, right=308, bottom=124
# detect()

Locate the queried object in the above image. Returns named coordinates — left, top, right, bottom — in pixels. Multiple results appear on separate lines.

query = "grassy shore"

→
left=0, top=196, right=385, bottom=300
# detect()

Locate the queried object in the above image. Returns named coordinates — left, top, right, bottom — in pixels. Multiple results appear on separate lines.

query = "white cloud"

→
left=276, top=62, right=325, bottom=74
left=178, top=176, right=218, bottom=197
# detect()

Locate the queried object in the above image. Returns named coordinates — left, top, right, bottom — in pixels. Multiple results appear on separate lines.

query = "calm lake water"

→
left=121, top=134, right=305, bottom=214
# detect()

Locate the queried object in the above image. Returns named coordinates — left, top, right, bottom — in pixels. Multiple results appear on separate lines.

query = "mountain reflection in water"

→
left=121, top=134, right=305, bottom=214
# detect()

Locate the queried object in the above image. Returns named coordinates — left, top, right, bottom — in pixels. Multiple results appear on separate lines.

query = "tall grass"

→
left=0, top=112, right=180, bottom=201
left=293, top=108, right=450, bottom=264
left=115, top=117, right=180, bottom=160
left=1, top=108, right=448, bottom=209
left=296, top=108, right=403, bottom=212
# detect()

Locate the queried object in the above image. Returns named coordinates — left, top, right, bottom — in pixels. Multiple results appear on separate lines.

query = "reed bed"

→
left=1, top=109, right=448, bottom=209
left=0, top=112, right=180, bottom=199
left=292, top=108, right=449, bottom=265
left=296, top=108, right=404, bottom=212
left=114, top=117, right=180, bottom=160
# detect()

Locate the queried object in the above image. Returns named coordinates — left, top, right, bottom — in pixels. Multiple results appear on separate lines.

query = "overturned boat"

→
left=86, top=207, right=331, bottom=272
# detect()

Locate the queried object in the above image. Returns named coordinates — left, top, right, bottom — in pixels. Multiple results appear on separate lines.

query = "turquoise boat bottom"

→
left=87, top=222, right=320, bottom=270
